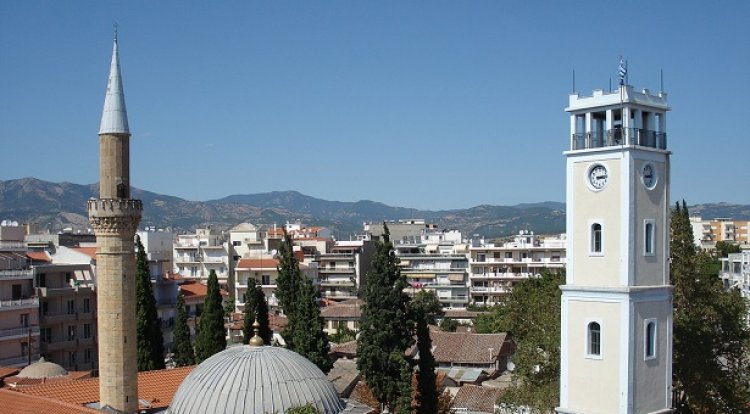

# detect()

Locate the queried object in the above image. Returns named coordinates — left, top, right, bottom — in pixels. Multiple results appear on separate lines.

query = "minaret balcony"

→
left=571, top=128, right=667, bottom=151
left=87, top=198, right=143, bottom=217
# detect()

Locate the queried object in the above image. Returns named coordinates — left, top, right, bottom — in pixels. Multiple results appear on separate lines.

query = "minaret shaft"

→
left=89, top=34, right=141, bottom=414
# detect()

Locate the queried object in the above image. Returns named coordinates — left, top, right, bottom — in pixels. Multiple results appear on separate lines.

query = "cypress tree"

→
left=276, top=230, right=301, bottom=348
left=242, top=279, right=272, bottom=345
left=414, top=308, right=437, bottom=414
left=194, top=269, right=226, bottom=362
left=291, top=277, right=332, bottom=373
left=671, top=201, right=750, bottom=412
left=135, top=236, right=165, bottom=371
left=357, top=224, right=414, bottom=412
left=172, top=291, right=195, bottom=366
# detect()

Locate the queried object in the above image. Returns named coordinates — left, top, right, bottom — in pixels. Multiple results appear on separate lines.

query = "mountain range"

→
left=1, top=177, right=747, bottom=239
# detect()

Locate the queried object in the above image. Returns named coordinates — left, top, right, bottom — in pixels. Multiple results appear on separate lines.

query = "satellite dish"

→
left=507, top=361, right=516, bottom=372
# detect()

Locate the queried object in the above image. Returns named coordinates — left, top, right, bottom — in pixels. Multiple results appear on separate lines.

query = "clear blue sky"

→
left=1, top=1, right=748, bottom=210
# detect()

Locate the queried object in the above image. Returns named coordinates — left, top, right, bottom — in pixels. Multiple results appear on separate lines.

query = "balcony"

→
left=0, top=326, right=40, bottom=341
left=319, top=280, right=355, bottom=288
left=571, top=128, right=667, bottom=151
left=0, top=297, right=39, bottom=310
left=38, top=286, right=95, bottom=298
left=470, top=286, right=512, bottom=294
left=0, top=355, right=38, bottom=367
left=319, top=268, right=355, bottom=274
left=321, top=291, right=357, bottom=300
left=78, top=336, right=96, bottom=347
left=0, top=269, right=34, bottom=280
left=470, top=272, right=535, bottom=279
left=42, top=339, right=77, bottom=352
left=41, top=311, right=77, bottom=323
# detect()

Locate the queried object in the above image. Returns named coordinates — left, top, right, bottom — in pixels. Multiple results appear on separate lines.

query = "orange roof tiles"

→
left=451, top=385, right=505, bottom=413
left=0, top=389, right=99, bottom=414
left=3, top=371, right=92, bottom=388
left=179, top=281, right=208, bottom=298
left=17, top=366, right=193, bottom=411
left=236, top=258, right=280, bottom=269
left=0, top=366, right=20, bottom=380
left=25, top=252, right=51, bottom=263
left=72, top=247, right=97, bottom=260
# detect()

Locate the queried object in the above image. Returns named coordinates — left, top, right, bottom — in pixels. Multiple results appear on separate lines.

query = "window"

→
left=20, top=313, right=29, bottom=328
left=68, top=325, right=76, bottom=341
left=505, top=252, right=513, bottom=259
left=38, top=273, right=47, bottom=287
left=232, top=241, right=241, bottom=246
left=644, top=220, right=655, bottom=256
left=41, top=328, right=51, bottom=343
left=84, top=348, right=92, bottom=363
left=65, top=272, right=72, bottom=285
left=21, top=342, right=29, bottom=357
left=83, top=298, right=91, bottom=313
left=645, top=319, right=657, bottom=359
left=261, top=275, right=271, bottom=286
left=84, top=323, right=92, bottom=339
left=12, top=284, right=22, bottom=300
left=41, top=301, right=49, bottom=315
left=67, top=300, right=76, bottom=314
left=587, top=321, right=601, bottom=357
left=68, top=351, right=76, bottom=366
left=591, top=223, right=603, bottom=254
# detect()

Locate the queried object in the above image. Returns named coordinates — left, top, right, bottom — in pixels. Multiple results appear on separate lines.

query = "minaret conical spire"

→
left=99, top=30, right=130, bottom=135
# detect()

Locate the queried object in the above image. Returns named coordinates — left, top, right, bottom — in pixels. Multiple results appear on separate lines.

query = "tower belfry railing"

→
left=572, top=128, right=667, bottom=150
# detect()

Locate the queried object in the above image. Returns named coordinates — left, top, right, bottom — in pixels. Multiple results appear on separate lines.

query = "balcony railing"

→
left=0, top=297, right=39, bottom=309
left=572, top=128, right=667, bottom=150
left=0, top=326, right=40, bottom=339
left=0, top=269, right=34, bottom=280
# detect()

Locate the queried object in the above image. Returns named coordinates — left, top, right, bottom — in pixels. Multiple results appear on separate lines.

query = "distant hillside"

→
left=1, top=177, right=745, bottom=239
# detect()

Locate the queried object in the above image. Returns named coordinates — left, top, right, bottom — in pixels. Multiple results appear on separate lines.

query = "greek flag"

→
left=618, top=58, right=627, bottom=85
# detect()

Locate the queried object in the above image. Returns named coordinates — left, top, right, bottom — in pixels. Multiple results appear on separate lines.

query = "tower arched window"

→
left=591, top=223, right=602, bottom=253
left=644, top=220, right=655, bottom=256
left=587, top=321, right=601, bottom=357
left=645, top=320, right=657, bottom=359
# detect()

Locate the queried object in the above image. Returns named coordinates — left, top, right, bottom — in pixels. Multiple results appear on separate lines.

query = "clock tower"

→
left=558, top=84, right=673, bottom=414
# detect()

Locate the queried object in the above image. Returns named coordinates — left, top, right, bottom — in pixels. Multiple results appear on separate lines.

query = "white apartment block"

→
left=0, top=222, right=39, bottom=368
left=234, top=257, right=317, bottom=312
left=138, top=229, right=178, bottom=352
left=395, top=228, right=470, bottom=309
left=469, top=231, right=566, bottom=306
left=720, top=252, right=750, bottom=323
left=173, top=227, right=229, bottom=286
left=690, top=215, right=750, bottom=249
left=317, top=240, right=374, bottom=303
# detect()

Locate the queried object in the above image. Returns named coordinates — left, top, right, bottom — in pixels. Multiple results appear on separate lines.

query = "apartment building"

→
left=36, top=247, right=97, bottom=372
left=690, top=215, right=750, bottom=249
left=720, top=252, right=750, bottom=323
left=234, top=257, right=316, bottom=312
left=138, top=229, right=178, bottom=352
left=317, top=240, right=374, bottom=303
left=395, top=229, right=470, bottom=309
left=364, top=219, right=435, bottom=242
left=468, top=231, right=566, bottom=306
left=0, top=222, right=39, bottom=368
left=173, top=228, right=229, bottom=286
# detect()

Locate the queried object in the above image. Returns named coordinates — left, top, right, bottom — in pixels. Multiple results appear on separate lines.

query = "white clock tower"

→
left=558, top=84, right=673, bottom=414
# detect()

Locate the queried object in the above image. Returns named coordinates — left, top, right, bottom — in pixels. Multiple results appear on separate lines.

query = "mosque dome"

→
left=167, top=345, right=345, bottom=414
left=17, top=357, right=69, bottom=379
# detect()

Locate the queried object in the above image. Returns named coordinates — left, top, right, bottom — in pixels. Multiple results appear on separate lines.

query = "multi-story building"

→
left=138, top=229, right=178, bottom=352
left=173, top=228, right=229, bottom=287
left=317, top=240, right=374, bottom=303
left=395, top=230, right=470, bottom=309
left=234, top=257, right=316, bottom=312
left=720, top=252, right=750, bottom=323
left=364, top=219, right=434, bottom=242
left=468, top=231, right=565, bottom=306
left=690, top=215, right=750, bottom=249
left=0, top=222, right=39, bottom=368
left=36, top=247, right=97, bottom=371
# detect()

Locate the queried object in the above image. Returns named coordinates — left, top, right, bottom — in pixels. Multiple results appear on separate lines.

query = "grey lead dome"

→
left=167, top=345, right=345, bottom=414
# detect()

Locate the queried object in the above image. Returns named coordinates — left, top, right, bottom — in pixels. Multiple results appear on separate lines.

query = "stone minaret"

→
left=88, top=32, right=142, bottom=414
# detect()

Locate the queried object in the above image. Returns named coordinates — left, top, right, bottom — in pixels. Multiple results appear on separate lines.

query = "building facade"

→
left=0, top=223, right=39, bottom=368
left=469, top=231, right=566, bottom=306
left=558, top=85, right=673, bottom=413
left=720, top=252, right=750, bottom=323
left=690, top=216, right=750, bottom=249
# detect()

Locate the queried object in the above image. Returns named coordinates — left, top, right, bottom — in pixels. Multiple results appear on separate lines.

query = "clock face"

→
left=642, top=164, right=657, bottom=189
left=588, top=164, right=608, bottom=190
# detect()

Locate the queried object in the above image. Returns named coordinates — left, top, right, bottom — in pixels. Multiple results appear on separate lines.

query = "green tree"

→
left=671, top=201, right=750, bottom=413
left=276, top=230, right=302, bottom=348
left=285, top=404, right=322, bottom=414
left=291, top=277, right=332, bottom=373
left=135, top=236, right=165, bottom=371
left=438, top=318, right=458, bottom=332
left=357, top=224, right=414, bottom=412
left=414, top=308, right=437, bottom=414
left=329, top=325, right=356, bottom=344
left=242, top=279, right=272, bottom=345
left=194, top=269, right=226, bottom=362
left=475, top=271, right=564, bottom=411
left=411, top=290, right=443, bottom=324
left=715, top=240, right=741, bottom=258
left=172, top=291, right=195, bottom=366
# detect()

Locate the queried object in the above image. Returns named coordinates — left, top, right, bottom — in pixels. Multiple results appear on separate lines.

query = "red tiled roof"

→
left=178, top=281, right=228, bottom=299
left=236, top=258, right=279, bottom=269
left=451, top=385, right=504, bottom=413
left=18, top=366, right=193, bottom=411
left=0, top=389, right=99, bottom=414
left=443, top=309, right=483, bottom=319
left=0, top=366, right=20, bottom=380
left=426, top=329, right=510, bottom=365
left=321, top=301, right=363, bottom=319
left=72, top=248, right=97, bottom=260
left=330, top=340, right=358, bottom=357
left=3, top=371, right=92, bottom=388
left=25, top=252, right=51, bottom=263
